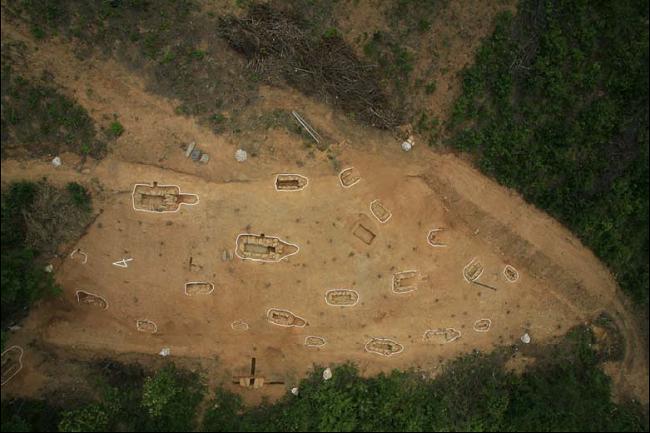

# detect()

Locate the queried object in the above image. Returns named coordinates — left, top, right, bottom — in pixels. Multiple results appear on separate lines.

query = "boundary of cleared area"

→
left=423, top=328, right=462, bottom=344
left=473, top=319, right=492, bottom=333
left=231, top=320, right=249, bottom=331
left=427, top=228, right=448, bottom=248
left=136, top=319, right=158, bottom=334
left=503, top=265, right=519, bottom=282
left=304, top=336, right=327, bottom=347
left=70, top=248, right=88, bottom=264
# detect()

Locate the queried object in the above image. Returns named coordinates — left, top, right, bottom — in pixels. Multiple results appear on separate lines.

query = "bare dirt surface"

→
left=1, top=2, right=647, bottom=407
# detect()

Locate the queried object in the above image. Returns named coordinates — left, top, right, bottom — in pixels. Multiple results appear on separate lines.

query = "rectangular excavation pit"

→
left=184, top=282, right=215, bottom=296
left=275, top=174, right=308, bottom=191
left=353, top=224, right=376, bottom=245
left=392, top=270, right=418, bottom=294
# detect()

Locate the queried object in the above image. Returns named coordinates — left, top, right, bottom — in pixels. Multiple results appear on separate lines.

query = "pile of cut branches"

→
left=218, top=4, right=401, bottom=129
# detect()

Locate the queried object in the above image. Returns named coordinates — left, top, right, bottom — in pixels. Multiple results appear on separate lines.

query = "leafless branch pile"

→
left=218, top=4, right=401, bottom=129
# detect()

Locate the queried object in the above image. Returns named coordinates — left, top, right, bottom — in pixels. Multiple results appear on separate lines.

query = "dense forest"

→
left=448, top=0, right=649, bottom=306
left=2, top=327, right=647, bottom=432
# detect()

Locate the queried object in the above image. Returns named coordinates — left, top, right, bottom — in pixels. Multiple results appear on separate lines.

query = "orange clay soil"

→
left=1, top=5, right=647, bottom=406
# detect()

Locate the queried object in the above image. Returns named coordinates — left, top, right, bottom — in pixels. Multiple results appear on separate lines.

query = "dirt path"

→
left=1, top=2, right=647, bottom=406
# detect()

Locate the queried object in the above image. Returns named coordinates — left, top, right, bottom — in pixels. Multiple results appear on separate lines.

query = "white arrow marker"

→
left=112, top=258, right=134, bottom=268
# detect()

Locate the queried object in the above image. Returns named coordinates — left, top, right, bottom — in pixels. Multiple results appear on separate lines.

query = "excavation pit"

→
left=503, top=265, right=519, bottom=282
left=266, top=308, right=307, bottom=328
left=427, top=228, right=448, bottom=247
left=339, top=167, right=361, bottom=188
left=1, top=346, right=24, bottom=386
left=136, top=319, right=158, bottom=334
left=325, top=289, right=359, bottom=307
left=275, top=174, right=309, bottom=191
left=75, top=290, right=108, bottom=310
left=392, top=270, right=418, bottom=294
left=132, top=182, right=199, bottom=213
left=370, top=199, right=392, bottom=223
left=235, top=234, right=299, bottom=262
left=365, top=337, right=404, bottom=357
left=423, top=328, right=461, bottom=344
left=463, top=257, right=484, bottom=283
left=305, top=336, right=327, bottom=347
left=184, top=282, right=215, bottom=296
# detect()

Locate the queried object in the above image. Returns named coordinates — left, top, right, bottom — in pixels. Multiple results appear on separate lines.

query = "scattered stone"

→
left=185, top=141, right=196, bottom=158
left=291, top=387, right=299, bottom=396
left=222, top=249, right=229, bottom=262
left=44, top=264, right=54, bottom=273
left=159, top=347, right=171, bottom=357
left=52, top=156, right=62, bottom=167
left=199, top=153, right=210, bottom=164
left=8, top=325, right=21, bottom=331
left=322, top=367, right=332, bottom=381
left=520, top=333, right=531, bottom=344
left=235, top=149, right=248, bottom=162
left=190, top=148, right=202, bottom=161
left=401, top=136, right=414, bottom=152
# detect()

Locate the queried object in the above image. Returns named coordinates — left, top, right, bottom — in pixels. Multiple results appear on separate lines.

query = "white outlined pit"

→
left=70, top=248, right=88, bottom=264
left=423, top=328, right=461, bottom=344
left=136, top=319, right=158, bottom=334
left=338, top=167, right=361, bottom=188
left=132, top=182, right=199, bottom=213
left=266, top=308, right=307, bottom=328
left=503, top=265, right=519, bottom=283
left=473, top=319, right=492, bottom=333
left=463, top=257, right=484, bottom=283
left=231, top=320, right=249, bottom=331
left=274, top=174, right=309, bottom=191
left=369, top=199, right=392, bottom=223
left=325, top=289, right=360, bottom=307
left=235, top=233, right=299, bottom=262
left=364, top=337, right=404, bottom=357
left=427, top=228, right=448, bottom=248
left=304, top=336, right=327, bottom=347
left=1, top=345, right=24, bottom=386
left=392, top=270, right=419, bottom=294
left=75, top=290, right=109, bottom=310
left=184, top=282, right=215, bottom=296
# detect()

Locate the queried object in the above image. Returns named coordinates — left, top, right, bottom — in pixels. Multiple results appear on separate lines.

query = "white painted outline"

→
left=462, top=257, right=484, bottom=283
left=75, top=290, right=109, bottom=310
left=231, top=320, right=249, bottom=331
left=473, top=319, right=492, bottom=333
left=392, top=270, right=418, bottom=294
left=426, top=228, right=448, bottom=248
left=266, top=308, right=307, bottom=328
left=235, top=233, right=300, bottom=263
left=364, top=337, right=404, bottom=357
left=184, top=281, right=215, bottom=296
left=1, top=345, right=24, bottom=386
left=423, top=328, right=461, bottom=344
left=274, top=173, right=309, bottom=192
left=338, top=167, right=361, bottom=188
left=70, top=248, right=88, bottom=264
left=136, top=319, right=158, bottom=334
left=503, top=265, right=519, bottom=283
left=304, top=336, right=327, bottom=348
left=324, top=289, right=360, bottom=307
left=131, top=183, right=199, bottom=213
left=369, top=199, right=392, bottom=224
left=112, top=258, right=133, bottom=268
